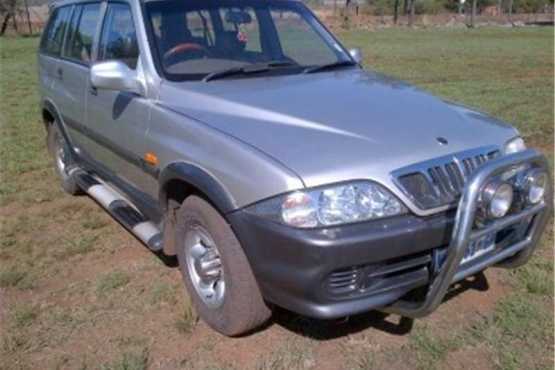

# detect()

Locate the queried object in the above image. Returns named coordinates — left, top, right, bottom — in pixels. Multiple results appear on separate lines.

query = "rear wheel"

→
left=175, top=196, right=271, bottom=336
left=47, top=122, right=81, bottom=195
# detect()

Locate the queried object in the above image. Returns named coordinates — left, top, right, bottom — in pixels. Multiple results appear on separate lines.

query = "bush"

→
left=368, top=0, right=397, bottom=16
left=415, top=0, right=447, bottom=14
left=367, top=0, right=447, bottom=16
left=512, top=0, right=550, bottom=12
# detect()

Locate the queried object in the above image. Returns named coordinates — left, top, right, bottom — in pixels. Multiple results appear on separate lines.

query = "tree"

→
left=22, top=0, right=32, bottom=35
left=507, top=0, right=514, bottom=21
left=469, top=0, right=478, bottom=27
left=0, top=0, right=18, bottom=36
left=0, top=0, right=32, bottom=36
left=408, top=0, right=416, bottom=26
left=394, top=0, right=400, bottom=23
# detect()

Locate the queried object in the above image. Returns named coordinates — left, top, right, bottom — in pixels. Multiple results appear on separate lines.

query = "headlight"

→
left=523, top=169, right=547, bottom=204
left=504, top=137, right=526, bottom=155
left=247, top=181, right=407, bottom=228
left=481, top=181, right=514, bottom=219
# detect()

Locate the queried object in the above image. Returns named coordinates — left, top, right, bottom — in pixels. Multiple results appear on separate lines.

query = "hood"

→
left=159, top=69, right=518, bottom=191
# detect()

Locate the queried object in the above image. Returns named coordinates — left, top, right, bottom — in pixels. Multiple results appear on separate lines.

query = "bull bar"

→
left=383, top=148, right=552, bottom=318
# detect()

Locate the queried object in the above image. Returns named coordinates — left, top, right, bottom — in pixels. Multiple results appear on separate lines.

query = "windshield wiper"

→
left=303, top=60, right=357, bottom=74
left=203, top=61, right=297, bottom=82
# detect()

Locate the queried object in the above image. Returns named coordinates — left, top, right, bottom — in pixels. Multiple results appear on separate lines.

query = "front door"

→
left=83, top=2, right=152, bottom=195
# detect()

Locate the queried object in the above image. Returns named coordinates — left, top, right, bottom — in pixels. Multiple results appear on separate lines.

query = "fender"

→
left=158, top=162, right=237, bottom=214
left=42, top=99, right=78, bottom=158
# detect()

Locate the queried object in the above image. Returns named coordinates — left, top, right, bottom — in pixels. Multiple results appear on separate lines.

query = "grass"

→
left=11, top=304, right=39, bottom=328
left=465, top=291, right=553, bottom=370
left=100, top=348, right=149, bottom=370
left=514, top=260, right=553, bottom=295
left=494, top=294, right=549, bottom=340
left=350, top=352, right=374, bottom=370
left=0, top=27, right=553, bottom=369
left=174, top=300, right=199, bottom=334
left=82, top=215, right=110, bottom=230
left=410, top=325, right=455, bottom=370
left=0, top=268, right=28, bottom=288
left=56, top=234, right=98, bottom=259
left=255, top=340, right=315, bottom=370
left=148, top=281, right=178, bottom=306
left=96, top=271, right=131, bottom=296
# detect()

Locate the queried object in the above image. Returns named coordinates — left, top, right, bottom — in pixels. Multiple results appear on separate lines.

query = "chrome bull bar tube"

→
left=383, top=149, right=551, bottom=319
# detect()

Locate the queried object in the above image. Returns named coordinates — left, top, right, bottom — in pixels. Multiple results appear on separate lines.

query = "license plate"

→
left=461, top=232, right=496, bottom=264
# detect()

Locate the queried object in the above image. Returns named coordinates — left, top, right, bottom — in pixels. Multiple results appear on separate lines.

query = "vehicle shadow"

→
left=148, top=247, right=491, bottom=340
left=269, top=272, right=490, bottom=340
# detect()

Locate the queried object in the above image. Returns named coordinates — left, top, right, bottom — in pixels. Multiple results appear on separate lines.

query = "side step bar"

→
left=73, top=169, right=163, bottom=252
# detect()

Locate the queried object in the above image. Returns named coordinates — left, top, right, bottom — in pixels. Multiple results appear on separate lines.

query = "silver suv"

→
left=39, top=0, right=551, bottom=336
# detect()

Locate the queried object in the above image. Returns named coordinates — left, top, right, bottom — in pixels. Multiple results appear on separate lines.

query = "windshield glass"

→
left=144, top=0, right=352, bottom=81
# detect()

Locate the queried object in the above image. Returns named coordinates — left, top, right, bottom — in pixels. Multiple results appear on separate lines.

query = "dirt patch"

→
left=442, top=346, right=494, bottom=370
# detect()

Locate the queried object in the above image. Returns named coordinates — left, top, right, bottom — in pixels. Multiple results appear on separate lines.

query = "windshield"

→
left=144, top=0, right=353, bottom=81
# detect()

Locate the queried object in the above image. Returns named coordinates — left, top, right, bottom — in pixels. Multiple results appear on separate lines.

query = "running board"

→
left=73, top=169, right=163, bottom=252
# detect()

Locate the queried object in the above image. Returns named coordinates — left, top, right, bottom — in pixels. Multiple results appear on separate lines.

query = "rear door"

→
left=57, top=2, right=103, bottom=154
left=83, top=1, right=152, bottom=193
left=38, top=5, right=75, bottom=138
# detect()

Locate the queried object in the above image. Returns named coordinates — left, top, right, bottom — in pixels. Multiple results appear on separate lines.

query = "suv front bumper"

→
left=229, top=149, right=551, bottom=319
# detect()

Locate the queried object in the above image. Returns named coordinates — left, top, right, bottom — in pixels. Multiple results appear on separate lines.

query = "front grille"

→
left=394, top=147, right=501, bottom=210
left=326, top=252, right=432, bottom=298
left=427, top=151, right=499, bottom=201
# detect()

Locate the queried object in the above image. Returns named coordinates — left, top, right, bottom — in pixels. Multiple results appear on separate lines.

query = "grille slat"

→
left=437, top=166, right=457, bottom=196
left=428, top=167, right=453, bottom=199
left=463, top=158, right=474, bottom=176
left=395, top=148, right=501, bottom=210
left=445, top=162, right=465, bottom=193
left=428, top=152, right=497, bottom=203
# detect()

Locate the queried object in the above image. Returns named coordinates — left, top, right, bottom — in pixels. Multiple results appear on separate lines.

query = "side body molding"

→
left=158, top=162, right=237, bottom=214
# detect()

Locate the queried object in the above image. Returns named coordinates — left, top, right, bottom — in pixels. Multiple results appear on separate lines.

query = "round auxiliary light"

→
left=523, top=169, right=548, bottom=205
left=482, top=181, right=514, bottom=219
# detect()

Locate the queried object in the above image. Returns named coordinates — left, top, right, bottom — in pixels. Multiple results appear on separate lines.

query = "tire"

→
left=175, top=196, right=271, bottom=336
left=46, top=122, right=81, bottom=195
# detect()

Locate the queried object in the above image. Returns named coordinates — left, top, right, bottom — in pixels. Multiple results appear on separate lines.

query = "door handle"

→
left=89, top=85, right=98, bottom=96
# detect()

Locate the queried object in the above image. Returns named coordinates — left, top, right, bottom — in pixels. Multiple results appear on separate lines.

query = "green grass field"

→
left=0, top=27, right=553, bottom=370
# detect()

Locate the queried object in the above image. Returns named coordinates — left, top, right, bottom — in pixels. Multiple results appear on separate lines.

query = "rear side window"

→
left=65, top=3, right=102, bottom=64
left=98, top=3, right=139, bottom=69
left=40, top=6, right=73, bottom=56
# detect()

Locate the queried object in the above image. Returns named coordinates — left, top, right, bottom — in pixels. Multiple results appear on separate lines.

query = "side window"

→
left=65, top=3, right=102, bottom=64
left=40, top=6, right=72, bottom=56
left=98, top=3, right=139, bottom=69
left=186, top=11, right=214, bottom=46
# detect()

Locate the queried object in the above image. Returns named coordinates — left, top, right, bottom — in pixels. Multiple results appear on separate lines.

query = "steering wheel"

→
left=163, top=42, right=209, bottom=62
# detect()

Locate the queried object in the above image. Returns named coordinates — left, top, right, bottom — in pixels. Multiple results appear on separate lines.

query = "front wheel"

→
left=175, top=196, right=271, bottom=336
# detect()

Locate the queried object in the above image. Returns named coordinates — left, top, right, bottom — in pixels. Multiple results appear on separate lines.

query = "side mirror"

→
left=90, top=61, right=143, bottom=95
left=349, top=48, right=363, bottom=65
